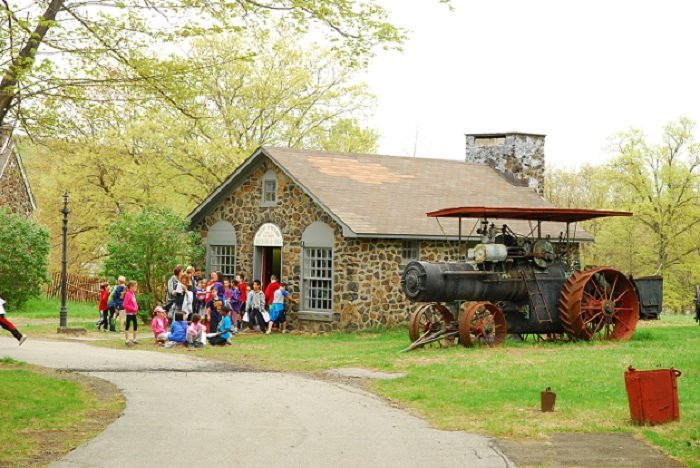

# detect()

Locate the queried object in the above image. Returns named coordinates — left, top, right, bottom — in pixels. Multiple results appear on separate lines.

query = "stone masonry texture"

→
left=465, top=133, right=545, bottom=195
left=193, top=157, right=462, bottom=332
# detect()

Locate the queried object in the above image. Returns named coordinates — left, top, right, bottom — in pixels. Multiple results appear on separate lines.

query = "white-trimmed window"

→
left=303, top=247, right=333, bottom=311
left=301, top=222, right=334, bottom=313
left=262, top=170, right=278, bottom=206
left=209, top=245, right=236, bottom=276
left=401, top=240, right=420, bottom=265
left=206, top=220, right=236, bottom=277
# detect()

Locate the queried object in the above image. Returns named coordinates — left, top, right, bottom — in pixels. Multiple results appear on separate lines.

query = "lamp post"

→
left=59, top=192, right=70, bottom=328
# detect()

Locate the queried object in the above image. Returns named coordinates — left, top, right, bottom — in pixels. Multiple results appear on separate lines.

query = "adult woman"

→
left=245, top=280, right=268, bottom=333
left=178, top=273, right=194, bottom=319
left=165, top=265, right=182, bottom=317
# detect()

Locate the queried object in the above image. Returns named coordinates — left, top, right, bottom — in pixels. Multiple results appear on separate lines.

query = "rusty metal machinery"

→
left=401, top=206, right=658, bottom=351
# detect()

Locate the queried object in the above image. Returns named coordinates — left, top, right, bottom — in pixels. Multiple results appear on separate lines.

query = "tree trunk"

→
left=0, top=0, right=65, bottom=125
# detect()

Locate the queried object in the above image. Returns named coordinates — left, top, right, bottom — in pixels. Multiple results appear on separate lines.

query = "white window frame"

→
left=208, top=245, right=236, bottom=277
left=261, top=170, right=278, bottom=207
left=302, top=247, right=333, bottom=312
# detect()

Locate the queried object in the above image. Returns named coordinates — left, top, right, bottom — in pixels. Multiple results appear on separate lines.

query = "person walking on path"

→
left=0, top=296, right=27, bottom=345
left=123, top=281, right=140, bottom=346
left=245, top=280, right=268, bottom=333
left=266, top=282, right=297, bottom=334
left=96, top=281, right=110, bottom=331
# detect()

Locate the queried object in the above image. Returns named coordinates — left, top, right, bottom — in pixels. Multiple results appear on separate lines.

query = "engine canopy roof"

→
left=427, top=206, right=633, bottom=223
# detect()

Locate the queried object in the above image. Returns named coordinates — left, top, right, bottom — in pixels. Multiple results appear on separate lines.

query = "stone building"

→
left=188, top=134, right=588, bottom=331
left=0, top=126, right=36, bottom=217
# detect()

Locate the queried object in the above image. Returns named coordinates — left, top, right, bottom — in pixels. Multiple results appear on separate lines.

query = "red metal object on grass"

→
left=624, top=366, right=682, bottom=425
left=427, top=206, right=633, bottom=222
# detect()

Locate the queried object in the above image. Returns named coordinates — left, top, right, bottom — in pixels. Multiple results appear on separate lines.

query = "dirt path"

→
left=0, top=337, right=511, bottom=467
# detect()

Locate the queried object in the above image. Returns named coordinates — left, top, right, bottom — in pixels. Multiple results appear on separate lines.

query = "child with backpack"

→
left=107, top=276, right=126, bottom=332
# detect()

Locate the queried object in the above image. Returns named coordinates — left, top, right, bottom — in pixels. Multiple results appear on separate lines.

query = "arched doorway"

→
left=253, top=223, right=282, bottom=288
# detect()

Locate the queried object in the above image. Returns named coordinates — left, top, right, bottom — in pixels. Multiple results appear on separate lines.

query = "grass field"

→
left=14, top=296, right=97, bottom=319
left=0, top=358, right=124, bottom=465
left=91, top=314, right=699, bottom=466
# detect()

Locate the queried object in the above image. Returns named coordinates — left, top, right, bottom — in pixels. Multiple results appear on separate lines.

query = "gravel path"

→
left=0, top=337, right=512, bottom=467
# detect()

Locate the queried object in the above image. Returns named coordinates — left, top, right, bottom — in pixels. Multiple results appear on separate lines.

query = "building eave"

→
left=186, top=147, right=358, bottom=238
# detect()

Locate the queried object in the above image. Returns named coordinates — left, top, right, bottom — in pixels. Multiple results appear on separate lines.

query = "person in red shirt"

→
left=236, top=272, right=248, bottom=311
left=96, top=281, right=110, bottom=331
left=264, top=275, right=281, bottom=306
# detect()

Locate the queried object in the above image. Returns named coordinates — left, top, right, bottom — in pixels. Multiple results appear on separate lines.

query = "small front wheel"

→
left=458, top=301, right=507, bottom=347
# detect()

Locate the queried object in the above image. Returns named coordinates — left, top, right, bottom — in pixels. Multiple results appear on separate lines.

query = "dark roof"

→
left=188, top=146, right=593, bottom=241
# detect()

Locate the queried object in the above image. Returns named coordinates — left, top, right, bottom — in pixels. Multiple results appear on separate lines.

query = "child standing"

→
left=0, top=296, right=27, bottom=345
left=245, top=280, right=267, bottom=333
left=186, top=313, right=206, bottom=350
left=151, top=306, right=169, bottom=344
left=194, top=280, right=206, bottom=315
left=229, top=280, right=242, bottom=333
left=267, top=282, right=298, bottom=334
left=123, top=280, right=139, bottom=346
left=223, top=280, right=234, bottom=307
left=96, top=281, right=110, bottom=331
left=107, top=276, right=126, bottom=332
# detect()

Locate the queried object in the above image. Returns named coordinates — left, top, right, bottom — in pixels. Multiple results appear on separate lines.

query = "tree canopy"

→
left=545, top=117, right=700, bottom=312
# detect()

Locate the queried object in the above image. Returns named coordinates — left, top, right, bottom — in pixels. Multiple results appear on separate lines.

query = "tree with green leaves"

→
left=102, top=206, right=204, bottom=320
left=1, top=0, right=410, bottom=131
left=0, top=208, right=50, bottom=308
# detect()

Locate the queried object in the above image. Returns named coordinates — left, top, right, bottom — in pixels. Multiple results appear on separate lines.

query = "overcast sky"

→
left=363, top=0, right=700, bottom=168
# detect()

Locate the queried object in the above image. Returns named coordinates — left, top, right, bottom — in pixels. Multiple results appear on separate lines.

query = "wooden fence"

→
left=46, top=272, right=101, bottom=303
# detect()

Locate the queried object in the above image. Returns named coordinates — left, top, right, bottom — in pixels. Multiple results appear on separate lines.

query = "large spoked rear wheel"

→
left=559, top=267, right=639, bottom=341
left=408, top=303, right=455, bottom=348
left=458, top=301, right=507, bottom=347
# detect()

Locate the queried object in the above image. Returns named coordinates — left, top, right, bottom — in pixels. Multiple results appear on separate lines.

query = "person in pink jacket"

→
left=151, top=305, right=168, bottom=344
left=123, top=280, right=139, bottom=346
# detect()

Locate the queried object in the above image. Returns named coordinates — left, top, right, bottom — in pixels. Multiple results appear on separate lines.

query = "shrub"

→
left=0, top=209, right=50, bottom=308
left=102, top=206, right=204, bottom=321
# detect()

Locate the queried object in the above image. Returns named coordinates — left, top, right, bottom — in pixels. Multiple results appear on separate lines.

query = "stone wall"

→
left=193, top=156, right=461, bottom=331
left=0, top=150, right=34, bottom=217
left=465, top=133, right=545, bottom=195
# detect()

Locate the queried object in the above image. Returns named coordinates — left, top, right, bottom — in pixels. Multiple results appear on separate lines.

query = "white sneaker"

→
left=18, top=335, right=27, bottom=346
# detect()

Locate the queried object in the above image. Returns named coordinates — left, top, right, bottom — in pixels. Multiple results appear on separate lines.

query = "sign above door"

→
left=254, top=223, right=283, bottom=247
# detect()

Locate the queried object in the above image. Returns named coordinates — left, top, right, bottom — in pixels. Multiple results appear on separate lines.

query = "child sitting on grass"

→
left=187, top=313, right=206, bottom=350
left=165, top=312, right=187, bottom=348
left=208, top=305, right=233, bottom=346
left=151, top=306, right=169, bottom=344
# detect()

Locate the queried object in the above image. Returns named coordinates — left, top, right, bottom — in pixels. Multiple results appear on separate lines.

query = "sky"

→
left=364, top=0, right=700, bottom=168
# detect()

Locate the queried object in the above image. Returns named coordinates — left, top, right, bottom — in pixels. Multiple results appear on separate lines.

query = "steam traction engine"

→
left=401, top=207, right=656, bottom=350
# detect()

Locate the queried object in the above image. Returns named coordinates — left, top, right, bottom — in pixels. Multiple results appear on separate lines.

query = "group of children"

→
left=97, top=268, right=298, bottom=349
left=96, top=276, right=141, bottom=346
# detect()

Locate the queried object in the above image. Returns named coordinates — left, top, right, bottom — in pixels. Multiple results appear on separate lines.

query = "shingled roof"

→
left=188, top=146, right=592, bottom=241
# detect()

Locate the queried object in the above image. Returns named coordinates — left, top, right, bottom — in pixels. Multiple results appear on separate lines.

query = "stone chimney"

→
left=465, top=132, right=545, bottom=195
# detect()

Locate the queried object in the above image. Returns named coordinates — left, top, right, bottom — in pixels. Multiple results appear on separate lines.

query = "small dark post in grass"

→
left=57, top=193, right=85, bottom=335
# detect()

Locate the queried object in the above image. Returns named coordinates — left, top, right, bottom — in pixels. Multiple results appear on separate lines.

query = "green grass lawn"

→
left=92, top=314, right=699, bottom=466
left=0, top=358, right=123, bottom=465
left=14, top=296, right=97, bottom=319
